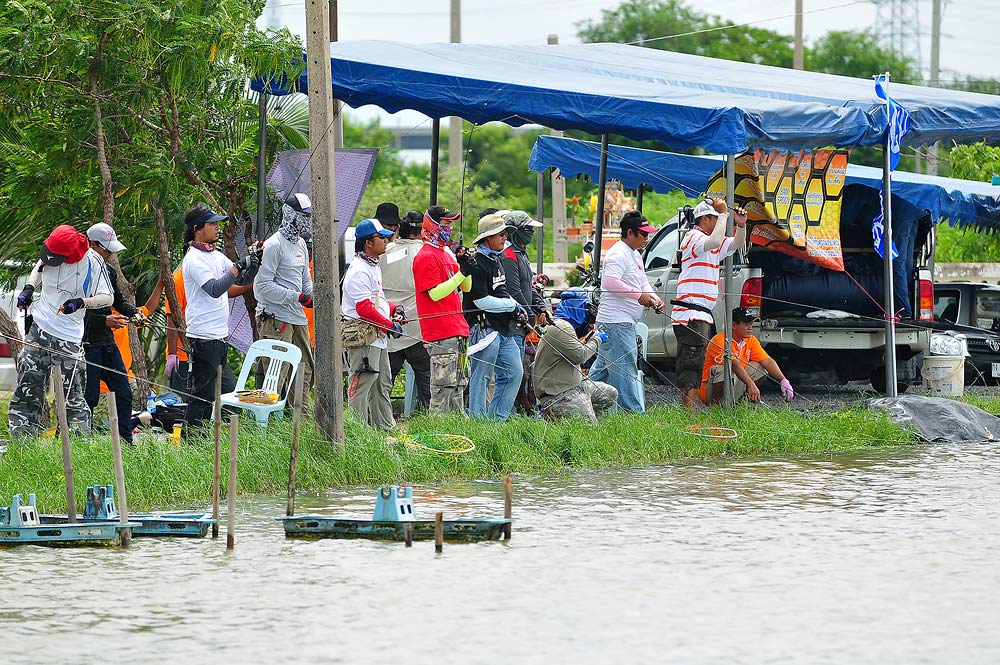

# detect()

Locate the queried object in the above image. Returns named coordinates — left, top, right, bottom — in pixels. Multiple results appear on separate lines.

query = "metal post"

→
left=722, top=154, right=736, bottom=409
left=593, top=134, right=609, bottom=274
left=548, top=34, right=568, bottom=263
left=448, top=0, right=462, bottom=171
left=536, top=172, right=545, bottom=275
left=793, top=0, right=804, bottom=70
left=256, top=92, right=268, bottom=241
left=636, top=184, right=644, bottom=213
left=51, top=365, right=75, bottom=522
left=927, top=0, right=941, bottom=176
left=306, top=0, right=345, bottom=443
left=430, top=118, right=441, bottom=206
left=883, top=105, right=899, bottom=397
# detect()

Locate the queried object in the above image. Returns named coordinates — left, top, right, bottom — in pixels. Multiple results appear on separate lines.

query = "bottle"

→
left=146, top=395, right=156, bottom=415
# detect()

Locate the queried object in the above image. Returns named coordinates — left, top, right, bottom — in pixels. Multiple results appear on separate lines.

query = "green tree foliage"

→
left=577, top=0, right=793, bottom=67
left=805, top=30, right=918, bottom=82
left=934, top=141, right=1000, bottom=263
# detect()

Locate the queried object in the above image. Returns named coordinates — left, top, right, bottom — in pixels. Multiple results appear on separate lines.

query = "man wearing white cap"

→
left=672, top=197, right=748, bottom=413
left=82, top=222, right=144, bottom=444
left=254, top=192, right=315, bottom=407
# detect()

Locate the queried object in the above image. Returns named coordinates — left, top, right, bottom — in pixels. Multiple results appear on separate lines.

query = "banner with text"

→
left=704, top=149, right=849, bottom=272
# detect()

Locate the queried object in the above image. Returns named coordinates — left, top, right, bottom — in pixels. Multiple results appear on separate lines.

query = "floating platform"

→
left=1, top=492, right=136, bottom=548
left=42, top=485, right=215, bottom=538
left=280, top=485, right=511, bottom=543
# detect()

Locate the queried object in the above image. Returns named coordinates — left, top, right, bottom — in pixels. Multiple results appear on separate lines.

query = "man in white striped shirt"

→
left=672, top=198, right=748, bottom=412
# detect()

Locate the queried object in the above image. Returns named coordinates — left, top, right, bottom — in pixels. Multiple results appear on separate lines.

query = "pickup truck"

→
left=640, top=185, right=934, bottom=389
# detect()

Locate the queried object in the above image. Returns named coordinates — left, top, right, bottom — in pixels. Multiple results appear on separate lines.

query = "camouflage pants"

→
left=8, top=323, right=92, bottom=437
left=540, top=380, right=618, bottom=425
left=425, top=336, right=468, bottom=415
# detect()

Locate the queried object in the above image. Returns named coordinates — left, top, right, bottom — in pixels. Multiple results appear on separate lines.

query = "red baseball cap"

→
left=40, top=225, right=89, bottom=266
left=620, top=211, right=657, bottom=234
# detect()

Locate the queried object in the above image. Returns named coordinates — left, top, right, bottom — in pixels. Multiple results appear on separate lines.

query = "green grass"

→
left=0, top=404, right=914, bottom=513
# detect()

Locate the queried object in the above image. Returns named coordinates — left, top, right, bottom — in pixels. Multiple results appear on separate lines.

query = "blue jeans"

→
left=589, top=321, right=645, bottom=413
left=468, top=325, right=523, bottom=420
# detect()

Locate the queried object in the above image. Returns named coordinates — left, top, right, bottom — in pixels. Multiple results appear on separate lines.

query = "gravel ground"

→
left=642, top=373, right=1000, bottom=413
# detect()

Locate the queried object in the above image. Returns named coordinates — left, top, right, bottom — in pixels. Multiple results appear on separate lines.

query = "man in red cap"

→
left=411, top=205, right=471, bottom=414
left=9, top=224, right=115, bottom=437
left=588, top=210, right=665, bottom=414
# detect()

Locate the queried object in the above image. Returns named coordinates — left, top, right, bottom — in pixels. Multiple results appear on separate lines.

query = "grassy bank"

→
left=0, top=404, right=914, bottom=513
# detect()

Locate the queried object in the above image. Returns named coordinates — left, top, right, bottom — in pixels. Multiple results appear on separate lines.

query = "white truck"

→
left=639, top=186, right=934, bottom=390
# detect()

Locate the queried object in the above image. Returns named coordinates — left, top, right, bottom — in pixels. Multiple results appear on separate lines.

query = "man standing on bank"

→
left=672, top=198, right=747, bottom=413
left=342, top=218, right=402, bottom=430
left=381, top=209, right=431, bottom=410
left=589, top=211, right=665, bottom=414
left=412, top=205, right=471, bottom=415
left=82, top=223, right=144, bottom=445
left=181, top=204, right=259, bottom=433
left=253, top=193, right=315, bottom=407
left=9, top=225, right=113, bottom=437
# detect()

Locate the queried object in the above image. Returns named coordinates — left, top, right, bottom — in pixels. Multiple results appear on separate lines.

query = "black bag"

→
left=151, top=404, right=186, bottom=432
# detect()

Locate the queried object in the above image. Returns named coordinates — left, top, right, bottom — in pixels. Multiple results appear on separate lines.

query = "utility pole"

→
left=331, top=0, right=343, bottom=150
left=548, top=34, right=568, bottom=263
left=927, top=0, right=942, bottom=176
left=448, top=0, right=462, bottom=170
left=793, top=0, right=803, bottom=69
left=306, top=0, right=345, bottom=443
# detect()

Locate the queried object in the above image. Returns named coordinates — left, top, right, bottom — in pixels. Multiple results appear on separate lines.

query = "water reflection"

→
left=3, top=444, right=999, bottom=664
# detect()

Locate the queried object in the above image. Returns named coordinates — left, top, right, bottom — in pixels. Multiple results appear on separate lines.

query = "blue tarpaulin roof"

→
left=528, top=135, right=1000, bottom=231
left=273, top=41, right=1000, bottom=154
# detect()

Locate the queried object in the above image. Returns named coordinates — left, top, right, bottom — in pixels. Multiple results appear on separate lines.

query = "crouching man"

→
left=699, top=307, right=794, bottom=405
left=532, top=291, right=618, bottom=424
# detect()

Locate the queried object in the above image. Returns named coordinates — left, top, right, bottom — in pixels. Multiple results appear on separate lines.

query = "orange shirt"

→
left=698, top=333, right=770, bottom=403
left=100, top=305, right=150, bottom=394
left=163, top=267, right=189, bottom=362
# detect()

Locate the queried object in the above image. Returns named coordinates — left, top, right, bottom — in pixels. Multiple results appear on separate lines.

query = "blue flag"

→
left=872, top=75, right=910, bottom=259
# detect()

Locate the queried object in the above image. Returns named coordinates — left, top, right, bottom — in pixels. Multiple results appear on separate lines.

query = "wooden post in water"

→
left=212, top=366, right=223, bottom=538
left=51, top=365, right=76, bottom=522
left=226, top=414, right=239, bottom=550
left=503, top=475, right=512, bottom=540
left=434, top=511, right=444, bottom=553
left=404, top=522, right=413, bottom=548
left=286, top=363, right=306, bottom=517
left=107, top=392, right=131, bottom=548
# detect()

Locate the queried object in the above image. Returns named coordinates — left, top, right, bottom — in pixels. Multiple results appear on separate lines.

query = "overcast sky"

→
left=260, top=0, right=996, bottom=127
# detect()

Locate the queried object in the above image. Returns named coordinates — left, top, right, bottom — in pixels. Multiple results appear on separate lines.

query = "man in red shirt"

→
left=699, top=307, right=794, bottom=405
left=412, top=205, right=471, bottom=414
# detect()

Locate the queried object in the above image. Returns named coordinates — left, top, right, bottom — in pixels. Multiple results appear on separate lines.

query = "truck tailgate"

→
left=758, top=317, right=930, bottom=351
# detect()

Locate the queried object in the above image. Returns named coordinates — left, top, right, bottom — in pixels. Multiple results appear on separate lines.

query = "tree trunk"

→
left=106, top=253, right=150, bottom=408
left=89, top=32, right=114, bottom=225
left=0, top=308, right=23, bottom=364
left=155, top=204, right=187, bottom=349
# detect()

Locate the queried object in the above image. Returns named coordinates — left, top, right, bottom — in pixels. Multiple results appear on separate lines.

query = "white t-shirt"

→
left=182, top=248, right=234, bottom=340
left=671, top=227, right=738, bottom=325
left=32, top=250, right=113, bottom=343
left=597, top=241, right=652, bottom=324
left=342, top=255, right=390, bottom=350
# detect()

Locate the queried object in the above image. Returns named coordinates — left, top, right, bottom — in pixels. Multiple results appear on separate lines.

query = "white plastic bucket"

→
left=921, top=355, right=965, bottom=397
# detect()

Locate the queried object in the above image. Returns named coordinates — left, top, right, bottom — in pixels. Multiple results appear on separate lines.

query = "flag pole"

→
left=880, top=72, right=898, bottom=397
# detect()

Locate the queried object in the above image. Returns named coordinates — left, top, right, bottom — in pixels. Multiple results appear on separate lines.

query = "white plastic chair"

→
left=220, top=339, right=302, bottom=427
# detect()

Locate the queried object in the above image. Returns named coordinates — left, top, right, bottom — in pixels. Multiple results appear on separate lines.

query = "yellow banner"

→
left=704, top=149, right=849, bottom=272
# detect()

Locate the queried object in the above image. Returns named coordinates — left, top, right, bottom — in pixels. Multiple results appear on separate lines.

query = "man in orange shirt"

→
left=698, top=307, right=794, bottom=405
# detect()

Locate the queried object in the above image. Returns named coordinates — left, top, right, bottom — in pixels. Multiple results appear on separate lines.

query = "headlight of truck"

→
left=929, top=332, right=967, bottom=357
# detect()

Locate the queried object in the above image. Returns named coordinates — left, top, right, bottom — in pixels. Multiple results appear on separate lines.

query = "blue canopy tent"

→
left=527, top=135, right=1000, bottom=231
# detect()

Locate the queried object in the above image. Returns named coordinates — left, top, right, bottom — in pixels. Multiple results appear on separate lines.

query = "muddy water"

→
left=3, top=443, right=999, bottom=664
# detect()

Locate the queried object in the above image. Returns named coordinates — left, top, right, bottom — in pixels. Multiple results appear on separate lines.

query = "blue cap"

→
left=355, top=218, right=394, bottom=240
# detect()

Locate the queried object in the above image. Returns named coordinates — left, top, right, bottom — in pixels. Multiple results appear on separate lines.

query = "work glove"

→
left=60, top=298, right=84, bottom=314
left=298, top=293, right=314, bottom=308
left=388, top=322, right=404, bottom=339
left=595, top=331, right=609, bottom=344
left=235, top=253, right=259, bottom=272
left=131, top=311, right=148, bottom=328
left=780, top=378, right=794, bottom=401
left=165, top=354, right=179, bottom=379
left=391, top=304, right=406, bottom=323
left=16, top=285, right=34, bottom=311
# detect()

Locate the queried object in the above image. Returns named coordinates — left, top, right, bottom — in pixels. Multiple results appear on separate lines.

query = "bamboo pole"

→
left=434, top=511, right=444, bottom=553
left=212, top=365, right=223, bottom=538
left=107, top=392, right=131, bottom=548
left=503, top=475, right=512, bottom=540
left=51, top=365, right=76, bottom=522
left=226, top=414, right=239, bottom=550
left=286, top=363, right=306, bottom=517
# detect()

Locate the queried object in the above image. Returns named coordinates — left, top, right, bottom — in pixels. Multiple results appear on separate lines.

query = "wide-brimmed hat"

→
left=40, top=225, right=89, bottom=266
left=86, top=222, right=126, bottom=253
left=374, top=202, right=402, bottom=227
left=473, top=212, right=508, bottom=244
left=355, top=218, right=395, bottom=240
